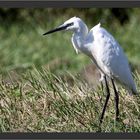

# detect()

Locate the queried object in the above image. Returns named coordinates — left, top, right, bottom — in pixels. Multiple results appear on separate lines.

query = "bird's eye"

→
left=67, top=22, right=74, bottom=27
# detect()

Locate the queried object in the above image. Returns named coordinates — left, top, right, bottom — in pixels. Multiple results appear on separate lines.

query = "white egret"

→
left=43, top=17, right=137, bottom=124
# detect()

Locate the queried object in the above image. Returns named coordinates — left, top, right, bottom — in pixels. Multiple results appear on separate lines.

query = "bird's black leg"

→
left=111, top=78, right=119, bottom=120
left=100, top=75, right=110, bottom=124
left=100, top=81, right=104, bottom=92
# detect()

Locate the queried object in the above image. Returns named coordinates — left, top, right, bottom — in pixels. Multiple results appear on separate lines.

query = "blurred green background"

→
left=0, top=8, right=140, bottom=76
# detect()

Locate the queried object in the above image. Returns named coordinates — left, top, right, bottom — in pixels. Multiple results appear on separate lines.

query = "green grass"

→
left=0, top=23, right=91, bottom=77
left=0, top=68, right=140, bottom=132
left=0, top=9, right=140, bottom=75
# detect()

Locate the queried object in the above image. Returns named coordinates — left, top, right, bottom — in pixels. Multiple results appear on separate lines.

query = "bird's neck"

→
left=73, top=32, right=86, bottom=47
left=72, top=28, right=91, bottom=56
left=73, top=27, right=88, bottom=46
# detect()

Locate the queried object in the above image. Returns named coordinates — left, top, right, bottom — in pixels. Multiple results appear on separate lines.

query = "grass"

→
left=0, top=9, right=140, bottom=75
left=1, top=8, right=140, bottom=132
left=0, top=68, right=140, bottom=132
left=0, top=16, right=91, bottom=75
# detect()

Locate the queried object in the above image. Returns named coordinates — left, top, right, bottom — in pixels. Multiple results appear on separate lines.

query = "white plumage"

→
left=43, top=16, right=137, bottom=123
left=69, top=17, right=137, bottom=94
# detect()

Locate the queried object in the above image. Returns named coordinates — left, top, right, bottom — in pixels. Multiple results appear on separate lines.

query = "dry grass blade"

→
left=0, top=69, right=140, bottom=132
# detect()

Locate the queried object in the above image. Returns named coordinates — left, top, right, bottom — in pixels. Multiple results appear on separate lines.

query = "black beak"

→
left=43, top=22, right=73, bottom=36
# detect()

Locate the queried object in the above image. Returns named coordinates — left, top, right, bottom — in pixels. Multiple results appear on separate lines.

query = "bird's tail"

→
left=128, top=77, right=138, bottom=95
left=128, top=87, right=138, bottom=96
left=132, top=88, right=138, bottom=95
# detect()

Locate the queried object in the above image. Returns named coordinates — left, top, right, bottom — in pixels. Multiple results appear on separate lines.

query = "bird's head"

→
left=43, top=16, right=87, bottom=35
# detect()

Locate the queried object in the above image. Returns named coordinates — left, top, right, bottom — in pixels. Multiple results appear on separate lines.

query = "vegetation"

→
left=0, top=8, right=140, bottom=132
left=1, top=68, right=140, bottom=132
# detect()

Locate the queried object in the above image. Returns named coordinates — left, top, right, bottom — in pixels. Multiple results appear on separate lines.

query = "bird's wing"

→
left=88, top=25, right=137, bottom=93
